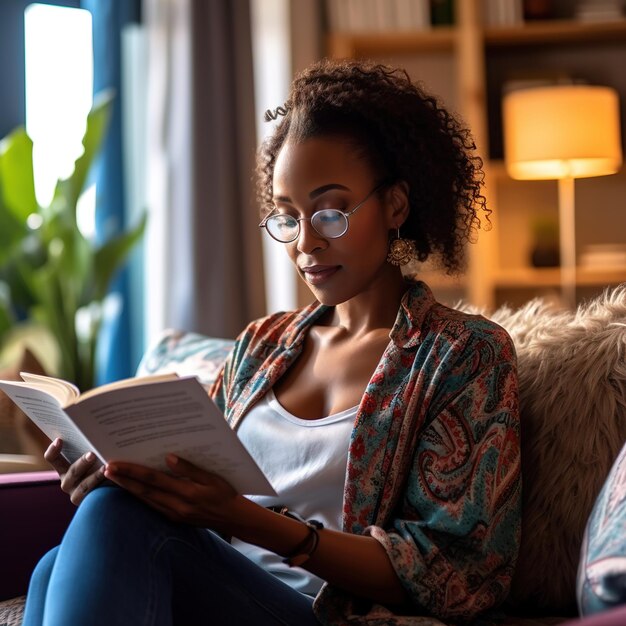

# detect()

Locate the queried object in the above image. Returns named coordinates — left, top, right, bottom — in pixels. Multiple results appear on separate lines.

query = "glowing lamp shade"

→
left=502, top=84, right=623, bottom=308
left=503, top=85, right=622, bottom=181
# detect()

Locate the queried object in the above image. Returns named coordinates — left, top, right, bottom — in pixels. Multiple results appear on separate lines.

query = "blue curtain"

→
left=81, top=0, right=141, bottom=384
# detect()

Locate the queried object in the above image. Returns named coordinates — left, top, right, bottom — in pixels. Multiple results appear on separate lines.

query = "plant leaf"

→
left=30, top=264, right=77, bottom=383
left=0, top=128, right=38, bottom=221
left=0, top=284, right=15, bottom=348
left=0, top=199, right=28, bottom=266
left=0, top=129, right=34, bottom=266
left=90, top=213, right=147, bottom=301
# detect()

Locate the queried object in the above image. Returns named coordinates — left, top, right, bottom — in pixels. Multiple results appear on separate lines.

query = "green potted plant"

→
left=0, top=90, right=146, bottom=391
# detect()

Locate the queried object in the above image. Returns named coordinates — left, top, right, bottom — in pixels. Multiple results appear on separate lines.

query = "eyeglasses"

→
left=259, top=182, right=386, bottom=244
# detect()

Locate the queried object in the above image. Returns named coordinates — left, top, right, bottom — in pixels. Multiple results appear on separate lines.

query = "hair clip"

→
left=264, top=104, right=291, bottom=122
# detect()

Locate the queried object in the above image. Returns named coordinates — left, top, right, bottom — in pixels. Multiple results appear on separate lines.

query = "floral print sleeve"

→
left=316, top=293, right=521, bottom=625
left=365, top=328, right=521, bottom=621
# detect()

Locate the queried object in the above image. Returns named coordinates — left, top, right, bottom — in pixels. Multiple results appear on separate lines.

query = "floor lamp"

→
left=503, top=85, right=623, bottom=308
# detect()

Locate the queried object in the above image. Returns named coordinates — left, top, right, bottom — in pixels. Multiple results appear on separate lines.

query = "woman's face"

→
left=271, top=136, right=399, bottom=306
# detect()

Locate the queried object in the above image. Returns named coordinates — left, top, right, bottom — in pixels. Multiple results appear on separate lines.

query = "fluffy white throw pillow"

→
left=461, top=285, right=626, bottom=614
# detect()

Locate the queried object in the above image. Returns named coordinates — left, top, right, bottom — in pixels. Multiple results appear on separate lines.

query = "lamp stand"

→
left=558, top=175, right=577, bottom=308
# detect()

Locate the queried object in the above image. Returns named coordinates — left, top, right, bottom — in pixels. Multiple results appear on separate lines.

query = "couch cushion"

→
left=136, top=329, right=234, bottom=385
left=461, top=285, right=626, bottom=614
left=577, top=438, right=626, bottom=615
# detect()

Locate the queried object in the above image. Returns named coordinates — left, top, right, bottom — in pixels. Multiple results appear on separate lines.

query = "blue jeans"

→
left=23, top=486, right=320, bottom=626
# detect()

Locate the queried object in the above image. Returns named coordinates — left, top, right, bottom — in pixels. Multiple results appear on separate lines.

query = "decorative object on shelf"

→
left=503, top=84, right=623, bottom=307
left=430, top=0, right=454, bottom=25
left=530, top=216, right=560, bottom=268
left=523, top=0, right=554, bottom=20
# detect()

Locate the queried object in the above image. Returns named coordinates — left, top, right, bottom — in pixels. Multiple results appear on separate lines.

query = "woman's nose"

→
left=295, top=218, right=326, bottom=254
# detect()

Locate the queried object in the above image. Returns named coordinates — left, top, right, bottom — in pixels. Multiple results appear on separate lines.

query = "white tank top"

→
left=230, top=388, right=356, bottom=596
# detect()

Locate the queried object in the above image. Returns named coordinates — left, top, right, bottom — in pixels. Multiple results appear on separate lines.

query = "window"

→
left=24, top=2, right=95, bottom=235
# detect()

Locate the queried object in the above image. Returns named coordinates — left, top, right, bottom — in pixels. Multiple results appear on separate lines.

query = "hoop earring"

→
left=387, top=229, right=416, bottom=267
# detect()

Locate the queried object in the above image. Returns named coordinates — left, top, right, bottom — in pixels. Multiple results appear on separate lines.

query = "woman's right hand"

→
left=44, top=438, right=107, bottom=505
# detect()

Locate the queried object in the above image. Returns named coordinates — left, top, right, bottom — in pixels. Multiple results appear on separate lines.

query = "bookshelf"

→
left=324, top=0, right=626, bottom=309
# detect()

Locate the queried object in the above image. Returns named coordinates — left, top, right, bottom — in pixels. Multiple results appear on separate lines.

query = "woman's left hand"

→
left=104, top=455, right=239, bottom=532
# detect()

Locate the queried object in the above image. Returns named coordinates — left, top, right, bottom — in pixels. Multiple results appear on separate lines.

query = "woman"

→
left=24, top=60, right=521, bottom=626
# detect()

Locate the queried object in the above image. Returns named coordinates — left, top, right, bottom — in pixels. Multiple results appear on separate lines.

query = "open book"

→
left=0, top=373, right=276, bottom=496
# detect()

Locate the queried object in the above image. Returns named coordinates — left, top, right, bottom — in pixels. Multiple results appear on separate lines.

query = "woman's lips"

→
left=300, top=265, right=340, bottom=285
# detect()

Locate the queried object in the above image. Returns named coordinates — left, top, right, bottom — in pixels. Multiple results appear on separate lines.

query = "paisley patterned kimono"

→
left=210, top=281, right=521, bottom=625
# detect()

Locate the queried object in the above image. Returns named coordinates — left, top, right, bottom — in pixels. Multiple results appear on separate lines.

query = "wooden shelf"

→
left=327, top=28, right=456, bottom=58
left=327, top=19, right=626, bottom=59
left=485, top=19, right=626, bottom=46
left=494, top=266, right=626, bottom=288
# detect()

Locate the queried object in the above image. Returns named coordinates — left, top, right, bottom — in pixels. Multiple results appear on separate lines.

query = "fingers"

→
left=60, top=450, right=107, bottom=505
left=60, top=451, right=97, bottom=492
left=106, top=457, right=235, bottom=501
left=43, top=440, right=106, bottom=506
left=104, top=459, right=237, bottom=526
left=44, top=438, right=70, bottom=477
left=104, top=462, right=184, bottom=497
left=69, top=464, right=108, bottom=506
left=165, top=455, right=232, bottom=491
left=104, top=463, right=192, bottom=520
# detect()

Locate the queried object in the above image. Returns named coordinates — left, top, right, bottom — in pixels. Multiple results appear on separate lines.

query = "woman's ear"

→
left=385, top=181, right=410, bottom=229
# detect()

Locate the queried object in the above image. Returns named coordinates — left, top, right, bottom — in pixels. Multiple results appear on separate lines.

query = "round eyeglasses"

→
left=259, top=182, right=386, bottom=244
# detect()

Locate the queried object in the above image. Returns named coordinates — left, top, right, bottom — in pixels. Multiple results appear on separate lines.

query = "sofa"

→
left=1, top=284, right=625, bottom=626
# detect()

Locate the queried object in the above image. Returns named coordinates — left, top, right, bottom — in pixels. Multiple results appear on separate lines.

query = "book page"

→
left=75, top=372, right=179, bottom=403
left=66, top=376, right=276, bottom=496
left=18, top=372, right=80, bottom=406
left=0, top=382, right=98, bottom=465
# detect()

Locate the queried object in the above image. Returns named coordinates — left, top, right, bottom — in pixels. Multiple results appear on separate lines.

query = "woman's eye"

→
left=316, top=210, right=343, bottom=223
left=274, top=214, right=297, bottom=226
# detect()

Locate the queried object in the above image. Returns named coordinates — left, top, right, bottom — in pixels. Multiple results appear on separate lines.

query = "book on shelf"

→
left=395, top=0, right=431, bottom=30
left=575, top=0, right=625, bottom=22
left=325, top=0, right=350, bottom=32
left=0, top=372, right=276, bottom=496
left=483, top=0, right=523, bottom=27
left=325, top=0, right=431, bottom=33
left=501, top=72, right=583, bottom=97
left=579, top=244, right=626, bottom=269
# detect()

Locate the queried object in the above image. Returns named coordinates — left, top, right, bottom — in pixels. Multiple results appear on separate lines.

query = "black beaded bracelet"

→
left=283, top=519, right=324, bottom=567
left=268, top=506, right=324, bottom=567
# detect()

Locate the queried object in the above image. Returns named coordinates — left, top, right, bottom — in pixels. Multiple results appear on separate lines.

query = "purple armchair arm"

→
left=0, top=471, right=75, bottom=601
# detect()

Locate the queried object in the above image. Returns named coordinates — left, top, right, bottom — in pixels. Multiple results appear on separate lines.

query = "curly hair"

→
left=256, top=59, right=489, bottom=274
